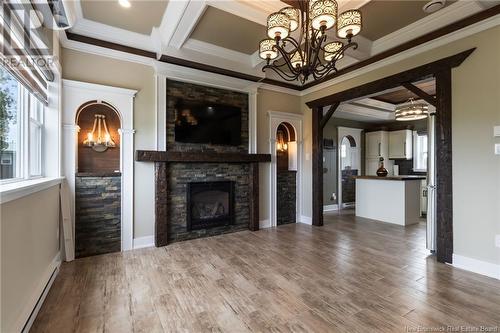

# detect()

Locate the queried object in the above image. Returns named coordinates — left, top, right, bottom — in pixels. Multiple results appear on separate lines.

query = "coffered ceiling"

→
left=80, top=0, right=168, bottom=35
left=190, top=6, right=266, bottom=55
left=66, top=0, right=497, bottom=88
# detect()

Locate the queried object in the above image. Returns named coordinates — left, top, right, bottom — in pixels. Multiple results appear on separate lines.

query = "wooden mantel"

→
left=136, top=150, right=271, bottom=163
left=136, top=150, right=271, bottom=247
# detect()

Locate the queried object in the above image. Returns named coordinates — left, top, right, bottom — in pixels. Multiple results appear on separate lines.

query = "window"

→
left=0, top=66, right=44, bottom=183
left=413, top=131, right=428, bottom=172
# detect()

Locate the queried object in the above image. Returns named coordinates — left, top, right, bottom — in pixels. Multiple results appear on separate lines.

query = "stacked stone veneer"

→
left=166, top=79, right=248, bottom=153
left=75, top=176, right=121, bottom=258
left=165, top=80, right=251, bottom=242
left=277, top=171, right=296, bottom=225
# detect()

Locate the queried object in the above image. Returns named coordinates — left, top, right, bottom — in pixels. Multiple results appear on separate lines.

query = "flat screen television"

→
left=174, top=99, right=241, bottom=146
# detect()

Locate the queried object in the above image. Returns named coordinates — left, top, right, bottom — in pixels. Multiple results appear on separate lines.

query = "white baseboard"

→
left=323, top=204, right=339, bottom=212
left=259, top=219, right=270, bottom=229
left=21, top=252, right=61, bottom=333
left=452, top=254, right=500, bottom=280
left=133, top=236, right=155, bottom=249
left=298, top=215, right=312, bottom=225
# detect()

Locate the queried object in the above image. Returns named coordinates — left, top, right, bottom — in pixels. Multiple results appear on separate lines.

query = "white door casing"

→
left=268, top=111, right=304, bottom=227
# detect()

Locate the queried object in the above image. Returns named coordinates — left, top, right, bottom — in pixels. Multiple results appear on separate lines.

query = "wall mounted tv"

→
left=174, top=99, right=242, bottom=146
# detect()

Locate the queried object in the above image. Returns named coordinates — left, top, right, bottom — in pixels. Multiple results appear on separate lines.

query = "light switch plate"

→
left=495, top=144, right=500, bottom=155
left=494, top=126, right=500, bottom=137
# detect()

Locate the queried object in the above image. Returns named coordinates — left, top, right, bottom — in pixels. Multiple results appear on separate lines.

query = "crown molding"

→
left=183, top=38, right=252, bottom=65
left=168, top=0, right=208, bottom=49
left=371, top=1, right=484, bottom=55
left=62, top=79, right=138, bottom=97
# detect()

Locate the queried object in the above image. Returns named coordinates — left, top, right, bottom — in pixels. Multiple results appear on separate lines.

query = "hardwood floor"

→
left=31, top=212, right=500, bottom=332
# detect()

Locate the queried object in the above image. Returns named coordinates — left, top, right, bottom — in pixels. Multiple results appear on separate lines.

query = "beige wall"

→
left=301, top=26, right=500, bottom=265
left=62, top=48, right=156, bottom=238
left=1, top=186, right=61, bottom=332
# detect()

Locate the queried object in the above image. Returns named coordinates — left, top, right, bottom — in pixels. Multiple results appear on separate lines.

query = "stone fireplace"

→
left=136, top=79, right=270, bottom=246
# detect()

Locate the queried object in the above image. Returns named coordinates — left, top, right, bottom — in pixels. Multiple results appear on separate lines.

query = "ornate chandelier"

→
left=258, top=0, right=362, bottom=84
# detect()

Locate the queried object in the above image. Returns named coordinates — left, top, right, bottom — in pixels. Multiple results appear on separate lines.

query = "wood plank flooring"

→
left=31, top=212, right=500, bottom=332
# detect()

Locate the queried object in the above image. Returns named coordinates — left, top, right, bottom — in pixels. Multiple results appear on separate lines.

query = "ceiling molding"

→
left=168, top=0, right=208, bottom=49
left=370, top=0, right=484, bottom=55
left=336, top=102, right=395, bottom=121
left=154, top=0, right=191, bottom=49
left=301, top=9, right=500, bottom=95
left=206, top=0, right=282, bottom=26
left=184, top=38, right=252, bottom=65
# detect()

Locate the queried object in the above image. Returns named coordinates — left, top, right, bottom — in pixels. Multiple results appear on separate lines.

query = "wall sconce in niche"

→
left=83, top=114, right=116, bottom=152
left=276, top=130, right=288, bottom=152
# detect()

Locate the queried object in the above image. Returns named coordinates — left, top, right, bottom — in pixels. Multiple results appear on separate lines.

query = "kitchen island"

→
left=354, top=175, right=426, bottom=226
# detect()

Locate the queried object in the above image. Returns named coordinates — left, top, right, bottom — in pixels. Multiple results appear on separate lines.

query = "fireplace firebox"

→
left=187, top=181, right=235, bottom=231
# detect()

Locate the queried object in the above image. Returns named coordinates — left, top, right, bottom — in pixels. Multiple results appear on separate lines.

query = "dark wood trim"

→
left=401, top=82, right=437, bottom=106
left=136, top=150, right=271, bottom=163
left=154, top=162, right=168, bottom=247
left=308, top=51, right=473, bottom=264
left=64, top=5, right=499, bottom=92
left=312, top=107, right=323, bottom=227
left=301, top=5, right=500, bottom=90
left=249, top=163, right=260, bottom=231
left=306, top=48, right=475, bottom=107
left=65, top=32, right=300, bottom=91
left=319, top=102, right=340, bottom=129
left=435, top=69, right=453, bottom=264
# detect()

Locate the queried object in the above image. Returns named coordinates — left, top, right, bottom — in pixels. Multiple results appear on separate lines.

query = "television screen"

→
left=174, top=99, right=241, bottom=146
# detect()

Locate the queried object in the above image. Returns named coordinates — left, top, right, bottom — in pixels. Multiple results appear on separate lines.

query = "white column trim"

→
left=267, top=111, right=304, bottom=227
left=62, top=80, right=137, bottom=253
left=249, top=88, right=258, bottom=154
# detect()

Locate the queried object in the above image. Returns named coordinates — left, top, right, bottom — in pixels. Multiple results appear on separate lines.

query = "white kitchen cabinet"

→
left=365, top=131, right=393, bottom=176
left=389, top=129, right=412, bottom=159
left=365, top=131, right=388, bottom=158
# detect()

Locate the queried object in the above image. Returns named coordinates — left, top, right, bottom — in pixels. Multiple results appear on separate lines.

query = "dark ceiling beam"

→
left=306, top=48, right=475, bottom=108
left=280, top=0, right=302, bottom=9
left=319, top=102, right=340, bottom=129
left=401, top=82, right=437, bottom=106
left=301, top=4, right=500, bottom=90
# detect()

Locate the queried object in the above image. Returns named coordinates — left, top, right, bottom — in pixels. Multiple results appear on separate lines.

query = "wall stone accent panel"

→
left=75, top=176, right=121, bottom=258
left=277, top=171, right=296, bottom=225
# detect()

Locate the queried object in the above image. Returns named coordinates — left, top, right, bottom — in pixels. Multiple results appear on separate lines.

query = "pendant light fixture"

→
left=394, top=98, right=430, bottom=121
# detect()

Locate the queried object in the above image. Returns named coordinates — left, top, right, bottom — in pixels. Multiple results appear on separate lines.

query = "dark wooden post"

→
left=249, top=163, right=260, bottom=231
left=312, top=106, right=324, bottom=226
left=435, top=69, right=453, bottom=263
left=155, top=162, right=169, bottom=247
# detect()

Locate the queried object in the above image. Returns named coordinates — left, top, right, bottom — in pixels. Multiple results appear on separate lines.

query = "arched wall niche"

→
left=76, top=101, right=121, bottom=173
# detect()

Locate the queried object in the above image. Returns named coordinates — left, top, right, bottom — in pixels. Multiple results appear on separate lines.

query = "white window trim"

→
left=0, top=177, right=63, bottom=204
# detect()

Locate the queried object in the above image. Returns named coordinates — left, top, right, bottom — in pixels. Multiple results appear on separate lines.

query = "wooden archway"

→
left=306, top=48, right=475, bottom=264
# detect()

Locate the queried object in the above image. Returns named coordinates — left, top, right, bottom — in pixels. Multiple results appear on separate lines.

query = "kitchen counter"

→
left=355, top=176, right=423, bottom=226
left=354, top=175, right=426, bottom=181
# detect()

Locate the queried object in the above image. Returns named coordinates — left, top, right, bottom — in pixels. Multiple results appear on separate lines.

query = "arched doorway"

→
left=276, top=122, right=297, bottom=225
left=74, top=101, right=122, bottom=258
left=337, top=127, right=362, bottom=210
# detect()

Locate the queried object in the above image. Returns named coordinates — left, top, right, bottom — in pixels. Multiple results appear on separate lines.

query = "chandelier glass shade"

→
left=259, top=0, right=362, bottom=84
left=394, top=98, right=430, bottom=121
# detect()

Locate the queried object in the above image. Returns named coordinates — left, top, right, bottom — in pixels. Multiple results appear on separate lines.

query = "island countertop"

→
left=354, top=175, right=426, bottom=181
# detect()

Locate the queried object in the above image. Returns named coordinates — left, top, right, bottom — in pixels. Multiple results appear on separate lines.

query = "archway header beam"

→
left=306, top=48, right=475, bottom=108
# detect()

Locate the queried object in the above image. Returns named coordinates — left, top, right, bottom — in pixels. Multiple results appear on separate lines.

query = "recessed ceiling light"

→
left=423, top=0, right=445, bottom=13
left=118, top=0, right=131, bottom=8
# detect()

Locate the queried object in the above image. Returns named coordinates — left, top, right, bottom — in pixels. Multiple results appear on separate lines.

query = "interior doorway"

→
left=338, top=128, right=362, bottom=210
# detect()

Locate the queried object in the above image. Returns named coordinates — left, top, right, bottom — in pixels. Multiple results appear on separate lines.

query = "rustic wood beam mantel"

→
left=136, top=151, right=271, bottom=163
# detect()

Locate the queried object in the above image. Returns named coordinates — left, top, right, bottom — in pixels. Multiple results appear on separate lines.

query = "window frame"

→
left=0, top=79, right=45, bottom=185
